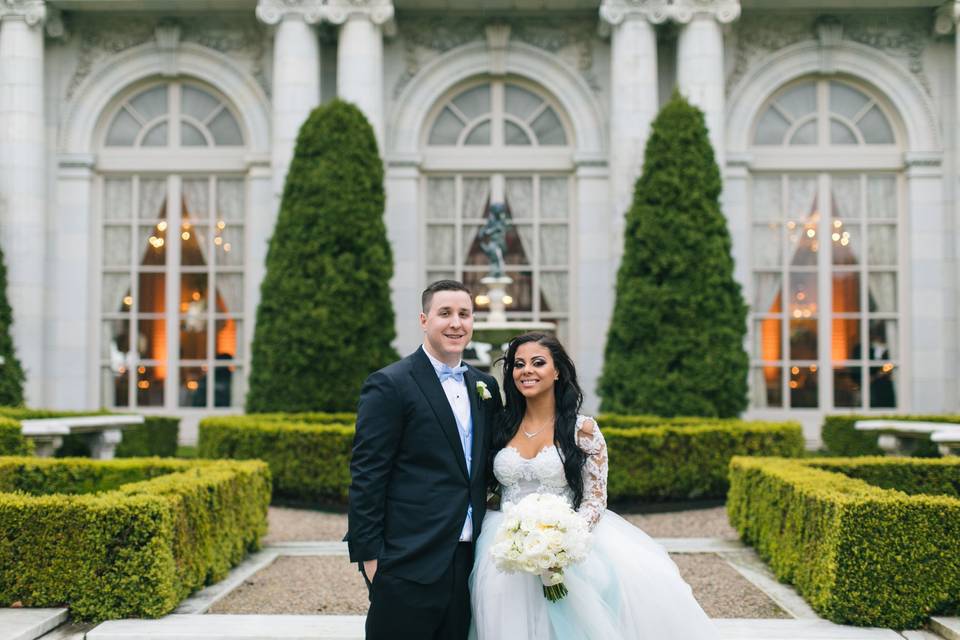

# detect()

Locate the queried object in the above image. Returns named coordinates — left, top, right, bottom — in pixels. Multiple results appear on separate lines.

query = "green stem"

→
left=543, top=583, right=568, bottom=602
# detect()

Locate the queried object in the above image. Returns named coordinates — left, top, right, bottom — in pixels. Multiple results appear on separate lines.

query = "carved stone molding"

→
left=0, top=0, right=46, bottom=27
left=934, top=1, right=959, bottom=36
left=256, top=0, right=325, bottom=25
left=65, top=15, right=269, bottom=99
left=393, top=17, right=600, bottom=98
left=486, top=24, right=510, bottom=76
left=729, top=12, right=932, bottom=96
left=257, top=0, right=394, bottom=28
left=599, top=0, right=740, bottom=27
left=323, top=0, right=394, bottom=26
left=45, top=6, right=65, bottom=40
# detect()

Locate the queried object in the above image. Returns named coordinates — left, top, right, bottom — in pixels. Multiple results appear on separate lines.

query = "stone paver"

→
left=931, top=617, right=960, bottom=640
left=0, top=608, right=69, bottom=640
left=86, top=615, right=914, bottom=639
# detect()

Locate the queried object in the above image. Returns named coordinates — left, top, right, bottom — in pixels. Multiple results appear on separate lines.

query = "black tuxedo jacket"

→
left=346, top=347, right=502, bottom=584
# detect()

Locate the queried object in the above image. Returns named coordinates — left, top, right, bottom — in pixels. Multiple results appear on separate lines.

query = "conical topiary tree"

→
left=246, top=100, right=398, bottom=412
left=599, top=92, right=748, bottom=417
left=0, top=244, right=25, bottom=406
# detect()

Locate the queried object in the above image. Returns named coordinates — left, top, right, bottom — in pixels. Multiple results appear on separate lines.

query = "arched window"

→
left=99, top=80, right=247, bottom=410
left=749, top=78, right=901, bottom=411
left=422, top=79, right=574, bottom=340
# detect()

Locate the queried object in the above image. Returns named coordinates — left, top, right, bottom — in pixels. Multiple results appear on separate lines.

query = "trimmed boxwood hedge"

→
left=0, top=408, right=180, bottom=458
left=821, top=414, right=958, bottom=457
left=0, top=417, right=30, bottom=455
left=0, top=456, right=270, bottom=621
left=199, top=415, right=803, bottom=503
left=728, top=456, right=960, bottom=628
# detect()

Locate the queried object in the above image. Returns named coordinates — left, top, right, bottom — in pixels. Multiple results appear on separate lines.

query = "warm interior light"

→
left=502, top=295, right=513, bottom=305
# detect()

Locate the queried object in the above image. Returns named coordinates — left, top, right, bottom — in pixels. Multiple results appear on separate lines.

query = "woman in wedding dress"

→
left=469, top=332, right=719, bottom=640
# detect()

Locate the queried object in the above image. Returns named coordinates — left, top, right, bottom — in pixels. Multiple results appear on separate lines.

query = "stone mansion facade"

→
left=0, top=0, right=957, bottom=442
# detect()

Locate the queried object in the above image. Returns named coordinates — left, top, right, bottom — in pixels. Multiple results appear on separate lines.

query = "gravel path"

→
left=228, top=505, right=782, bottom=619
left=263, top=505, right=737, bottom=543
left=209, top=553, right=787, bottom=619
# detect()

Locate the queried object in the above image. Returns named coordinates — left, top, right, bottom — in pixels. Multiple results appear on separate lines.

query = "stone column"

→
left=327, top=0, right=394, bottom=151
left=599, top=1, right=660, bottom=275
left=256, top=0, right=323, bottom=197
left=0, top=0, right=47, bottom=405
left=675, top=0, right=740, bottom=166
left=935, top=1, right=960, bottom=411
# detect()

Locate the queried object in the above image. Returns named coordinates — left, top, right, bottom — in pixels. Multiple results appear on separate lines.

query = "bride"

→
left=470, top=332, right=719, bottom=639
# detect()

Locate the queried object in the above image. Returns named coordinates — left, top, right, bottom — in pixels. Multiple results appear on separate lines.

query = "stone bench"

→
left=854, top=420, right=960, bottom=456
left=20, top=415, right=145, bottom=459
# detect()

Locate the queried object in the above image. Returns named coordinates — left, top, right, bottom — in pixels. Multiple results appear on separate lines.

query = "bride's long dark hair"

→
left=492, top=332, right=587, bottom=509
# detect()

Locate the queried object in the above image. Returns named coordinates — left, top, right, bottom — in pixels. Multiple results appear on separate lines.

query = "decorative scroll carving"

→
left=257, top=0, right=394, bottom=26
left=323, top=0, right=394, bottom=26
left=934, top=1, right=958, bottom=36
left=255, top=0, right=325, bottom=25
left=65, top=15, right=269, bottom=99
left=394, top=16, right=600, bottom=98
left=0, top=0, right=46, bottom=26
left=729, top=12, right=932, bottom=95
left=599, top=0, right=740, bottom=26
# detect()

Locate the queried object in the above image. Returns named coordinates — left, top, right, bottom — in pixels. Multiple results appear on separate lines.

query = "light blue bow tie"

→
left=438, top=363, right=468, bottom=383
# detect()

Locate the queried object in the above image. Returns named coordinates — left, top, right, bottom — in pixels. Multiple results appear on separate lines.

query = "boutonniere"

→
left=476, top=380, right=492, bottom=401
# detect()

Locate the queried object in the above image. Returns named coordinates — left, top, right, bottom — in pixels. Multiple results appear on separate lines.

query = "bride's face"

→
left=512, top=342, right=559, bottom=400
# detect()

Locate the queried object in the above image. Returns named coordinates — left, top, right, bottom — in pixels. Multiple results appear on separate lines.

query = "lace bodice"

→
left=493, top=415, right=608, bottom=529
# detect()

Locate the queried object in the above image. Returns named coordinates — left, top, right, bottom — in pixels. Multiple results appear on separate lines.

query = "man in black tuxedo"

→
left=347, top=280, right=502, bottom=639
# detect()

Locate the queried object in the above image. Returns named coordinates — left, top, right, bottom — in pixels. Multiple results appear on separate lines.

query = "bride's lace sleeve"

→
left=575, top=416, right=608, bottom=530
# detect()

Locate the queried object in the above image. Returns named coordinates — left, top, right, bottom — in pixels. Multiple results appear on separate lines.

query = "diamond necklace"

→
left=521, top=418, right=554, bottom=439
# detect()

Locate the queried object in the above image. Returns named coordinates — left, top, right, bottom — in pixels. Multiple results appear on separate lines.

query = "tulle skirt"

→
left=469, top=509, right=719, bottom=640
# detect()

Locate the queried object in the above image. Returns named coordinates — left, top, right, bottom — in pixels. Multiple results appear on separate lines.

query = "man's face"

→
left=420, top=290, right=474, bottom=363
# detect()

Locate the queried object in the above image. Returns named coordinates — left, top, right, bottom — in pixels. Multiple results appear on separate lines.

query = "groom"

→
left=347, top=280, right=502, bottom=640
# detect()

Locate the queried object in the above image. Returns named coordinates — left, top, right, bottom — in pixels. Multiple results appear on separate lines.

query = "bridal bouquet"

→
left=490, top=493, right=591, bottom=602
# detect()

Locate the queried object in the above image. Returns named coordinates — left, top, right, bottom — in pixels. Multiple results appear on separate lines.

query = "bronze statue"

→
left=479, top=202, right=509, bottom=279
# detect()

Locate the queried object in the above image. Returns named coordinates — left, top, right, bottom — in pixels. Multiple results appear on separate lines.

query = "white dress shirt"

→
left=423, top=345, right=473, bottom=541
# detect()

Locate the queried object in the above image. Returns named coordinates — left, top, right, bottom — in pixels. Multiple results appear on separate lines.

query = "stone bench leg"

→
left=87, top=429, right=123, bottom=460
left=29, top=436, right=63, bottom=458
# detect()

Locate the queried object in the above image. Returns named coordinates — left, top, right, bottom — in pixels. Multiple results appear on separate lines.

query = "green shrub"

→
left=599, top=92, right=748, bottom=417
left=605, top=421, right=803, bottom=500
left=728, top=456, right=960, bottom=628
left=821, top=414, right=957, bottom=456
left=198, top=417, right=353, bottom=504
left=0, top=409, right=179, bottom=458
left=0, top=244, right=25, bottom=406
left=0, top=416, right=30, bottom=455
left=199, top=416, right=802, bottom=503
left=596, top=414, right=740, bottom=429
left=0, top=456, right=270, bottom=621
left=246, top=100, right=398, bottom=412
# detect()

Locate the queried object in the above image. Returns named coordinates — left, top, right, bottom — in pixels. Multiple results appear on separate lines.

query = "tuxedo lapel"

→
left=465, top=368, right=484, bottom=480
left=409, top=348, right=469, bottom=480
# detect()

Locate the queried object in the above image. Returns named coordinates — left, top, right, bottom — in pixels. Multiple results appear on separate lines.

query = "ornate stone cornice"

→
left=323, top=0, right=394, bottom=26
left=256, top=0, right=325, bottom=26
left=256, top=0, right=394, bottom=27
left=599, top=0, right=740, bottom=27
left=934, top=1, right=959, bottom=35
left=0, top=0, right=46, bottom=26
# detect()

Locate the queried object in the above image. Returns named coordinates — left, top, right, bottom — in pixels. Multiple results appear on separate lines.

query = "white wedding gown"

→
left=469, top=416, right=720, bottom=640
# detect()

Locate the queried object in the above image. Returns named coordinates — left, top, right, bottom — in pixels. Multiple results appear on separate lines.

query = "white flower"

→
left=476, top=380, right=492, bottom=400
left=490, top=492, right=591, bottom=602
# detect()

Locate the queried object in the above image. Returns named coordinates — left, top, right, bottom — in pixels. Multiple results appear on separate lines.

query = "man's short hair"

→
left=422, top=280, right=472, bottom=313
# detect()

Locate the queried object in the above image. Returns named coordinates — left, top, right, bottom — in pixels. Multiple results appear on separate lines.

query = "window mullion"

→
left=129, top=176, right=139, bottom=408
left=780, top=174, right=790, bottom=407
left=817, top=80, right=829, bottom=147
left=170, top=83, right=182, bottom=148
left=818, top=173, right=832, bottom=409
left=491, top=82, right=504, bottom=147
left=165, top=175, right=182, bottom=410
left=208, top=176, right=217, bottom=408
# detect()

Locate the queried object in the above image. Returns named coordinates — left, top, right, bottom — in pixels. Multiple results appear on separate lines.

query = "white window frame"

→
left=748, top=77, right=906, bottom=412
left=420, top=78, right=577, bottom=339
left=96, top=79, right=248, bottom=411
